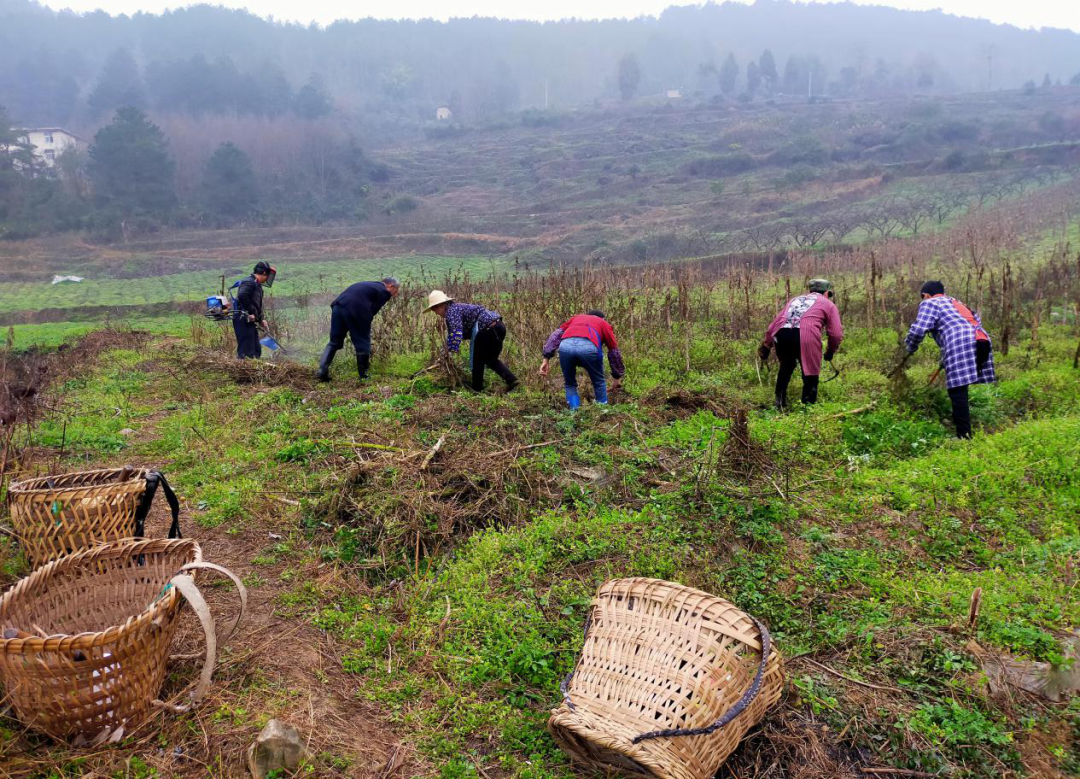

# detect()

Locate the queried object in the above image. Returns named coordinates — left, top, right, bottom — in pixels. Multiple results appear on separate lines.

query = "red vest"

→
left=560, top=315, right=617, bottom=350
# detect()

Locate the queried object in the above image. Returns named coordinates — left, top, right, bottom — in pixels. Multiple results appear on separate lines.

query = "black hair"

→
left=586, top=309, right=606, bottom=319
left=920, top=280, right=945, bottom=296
left=254, top=261, right=272, bottom=275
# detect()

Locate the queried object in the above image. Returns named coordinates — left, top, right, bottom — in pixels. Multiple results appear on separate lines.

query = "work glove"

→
left=824, top=349, right=835, bottom=362
left=756, top=343, right=770, bottom=362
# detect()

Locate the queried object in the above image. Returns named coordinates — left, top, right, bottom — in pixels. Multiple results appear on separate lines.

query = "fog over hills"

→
left=2, top=0, right=1078, bottom=133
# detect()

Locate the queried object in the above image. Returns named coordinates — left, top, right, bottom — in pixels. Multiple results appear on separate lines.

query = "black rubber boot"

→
left=802, top=375, right=820, bottom=404
left=490, top=360, right=518, bottom=391
left=356, top=352, right=370, bottom=382
left=316, top=345, right=338, bottom=382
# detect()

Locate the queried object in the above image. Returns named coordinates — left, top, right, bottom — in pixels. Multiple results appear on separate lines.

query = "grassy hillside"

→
left=1, top=212, right=1078, bottom=777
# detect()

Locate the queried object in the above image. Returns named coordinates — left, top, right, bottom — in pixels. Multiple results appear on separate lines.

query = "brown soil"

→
left=0, top=336, right=416, bottom=778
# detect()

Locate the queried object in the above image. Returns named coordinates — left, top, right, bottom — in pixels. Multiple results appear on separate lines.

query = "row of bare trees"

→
left=702, top=169, right=1075, bottom=256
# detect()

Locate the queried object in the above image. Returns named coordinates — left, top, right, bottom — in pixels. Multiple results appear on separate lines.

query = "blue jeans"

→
left=559, top=337, right=606, bottom=408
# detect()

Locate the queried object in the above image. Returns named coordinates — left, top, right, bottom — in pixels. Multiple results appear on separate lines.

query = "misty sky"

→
left=35, top=0, right=1080, bottom=33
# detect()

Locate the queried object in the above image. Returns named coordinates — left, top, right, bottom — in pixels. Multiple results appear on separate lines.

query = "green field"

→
left=0, top=254, right=508, bottom=352
left=0, top=254, right=506, bottom=315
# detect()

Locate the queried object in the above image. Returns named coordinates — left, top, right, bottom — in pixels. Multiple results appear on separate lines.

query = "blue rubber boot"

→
left=564, top=387, right=581, bottom=410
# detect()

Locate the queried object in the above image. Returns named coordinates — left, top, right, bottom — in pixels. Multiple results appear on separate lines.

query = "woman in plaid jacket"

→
left=905, top=281, right=996, bottom=438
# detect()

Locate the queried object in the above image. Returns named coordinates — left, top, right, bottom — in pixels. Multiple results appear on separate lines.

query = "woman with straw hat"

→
left=425, top=290, right=519, bottom=392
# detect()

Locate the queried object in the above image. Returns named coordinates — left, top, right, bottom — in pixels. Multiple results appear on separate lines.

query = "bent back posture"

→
left=540, top=310, right=625, bottom=409
left=905, top=280, right=995, bottom=438
left=317, top=277, right=400, bottom=382
left=759, top=279, right=843, bottom=408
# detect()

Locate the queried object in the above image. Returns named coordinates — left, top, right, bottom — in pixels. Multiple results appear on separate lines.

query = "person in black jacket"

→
left=233, top=261, right=273, bottom=359
left=316, top=277, right=400, bottom=382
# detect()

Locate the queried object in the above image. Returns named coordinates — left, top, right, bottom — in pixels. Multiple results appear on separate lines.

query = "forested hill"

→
left=2, top=0, right=1079, bottom=136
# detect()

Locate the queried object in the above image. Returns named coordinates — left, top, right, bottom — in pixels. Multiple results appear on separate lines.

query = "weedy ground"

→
left=0, top=285, right=1078, bottom=778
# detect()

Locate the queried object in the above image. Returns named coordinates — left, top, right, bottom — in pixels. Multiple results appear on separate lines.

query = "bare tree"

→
left=790, top=217, right=830, bottom=248
left=861, top=202, right=901, bottom=237
left=826, top=209, right=860, bottom=244
left=896, top=196, right=932, bottom=235
left=742, top=222, right=788, bottom=251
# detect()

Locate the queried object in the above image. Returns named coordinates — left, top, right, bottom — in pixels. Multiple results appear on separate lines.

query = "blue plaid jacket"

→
left=445, top=302, right=501, bottom=353
left=905, top=295, right=995, bottom=389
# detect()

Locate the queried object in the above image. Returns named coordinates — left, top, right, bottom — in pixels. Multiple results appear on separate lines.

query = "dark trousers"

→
left=774, top=327, right=819, bottom=406
left=233, top=318, right=261, bottom=359
left=328, top=304, right=373, bottom=355
left=948, top=384, right=972, bottom=439
left=470, top=321, right=516, bottom=391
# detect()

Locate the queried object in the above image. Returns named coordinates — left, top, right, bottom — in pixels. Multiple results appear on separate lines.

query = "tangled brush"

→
left=185, top=349, right=314, bottom=387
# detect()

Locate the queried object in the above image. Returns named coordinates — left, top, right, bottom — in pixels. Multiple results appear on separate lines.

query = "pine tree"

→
left=758, top=50, right=778, bottom=92
left=89, top=107, right=175, bottom=218
left=0, top=106, right=39, bottom=223
left=746, top=61, right=762, bottom=95
left=719, top=53, right=739, bottom=94
left=294, top=74, right=333, bottom=119
left=201, top=142, right=258, bottom=223
left=618, top=53, right=641, bottom=102
left=87, top=48, right=145, bottom=118
left=782, top=57, right=803, bottom=94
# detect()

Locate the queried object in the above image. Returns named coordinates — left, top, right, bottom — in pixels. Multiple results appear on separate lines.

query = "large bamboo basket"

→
left=8, top=467, right=181, bottom=568
left=0, top=538, right=245, bottom=745
left=548, top=578, right=783, bottom=779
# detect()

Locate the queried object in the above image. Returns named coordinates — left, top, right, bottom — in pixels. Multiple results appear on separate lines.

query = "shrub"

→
left=383, top=195, right=419, bottom=215
left=943, top=150, right=966, bottom=170
left=936, top=120, right=979, bottom=143
left=686, top=152, right=755, bottom=177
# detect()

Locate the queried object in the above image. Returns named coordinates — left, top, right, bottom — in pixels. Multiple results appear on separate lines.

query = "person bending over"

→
left=758, top=278, right=844, bottom=409
left=539, top=310, right=625, bottom=409
left=316, top=277, right=400, bottom=382
left=904, top=280, right=995, bottom=439
left=425, top=290, right=519, bottom=392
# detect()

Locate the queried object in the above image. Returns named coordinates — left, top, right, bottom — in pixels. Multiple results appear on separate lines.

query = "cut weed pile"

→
left=0, top=218, right=1079, bottom=778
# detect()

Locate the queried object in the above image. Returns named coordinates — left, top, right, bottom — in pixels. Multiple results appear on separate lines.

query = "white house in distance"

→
left=435, top=106, right=452, bottom=121
left=18, top=127, right=84, bottom=166
left=666, top=89, right=683, bottom=100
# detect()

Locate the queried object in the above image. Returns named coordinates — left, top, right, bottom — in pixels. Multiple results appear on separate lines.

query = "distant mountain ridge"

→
left=1, top=0, right=1078, bottom=132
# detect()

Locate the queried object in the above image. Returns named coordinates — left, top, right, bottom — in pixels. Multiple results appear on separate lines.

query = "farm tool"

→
left=257, top=324, right=286, bottom=356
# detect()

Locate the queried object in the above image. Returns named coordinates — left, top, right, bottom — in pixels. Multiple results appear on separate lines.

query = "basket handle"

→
left=630, top=616, right=772, bottom=744
left=134, top=471, right=182, bottom=540
left=152, top=562, right=247, bottom=714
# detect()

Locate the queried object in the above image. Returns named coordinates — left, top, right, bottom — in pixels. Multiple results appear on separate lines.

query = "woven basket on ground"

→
left=0, top=538, right=246, bottom=745
left=8, top=467, right=181, bottom=568
left=548, top=578, right=784, bottom=779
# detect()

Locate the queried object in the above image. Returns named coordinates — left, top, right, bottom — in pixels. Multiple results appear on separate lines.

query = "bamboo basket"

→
left=0, top=538, right=246, bottom=745
left=8, top=467, right=181, bottom=568
left=548, top=578, right=783, bottom=779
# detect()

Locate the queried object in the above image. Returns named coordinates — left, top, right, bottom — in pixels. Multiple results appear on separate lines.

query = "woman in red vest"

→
left=539, top=310, right=625, bottom=409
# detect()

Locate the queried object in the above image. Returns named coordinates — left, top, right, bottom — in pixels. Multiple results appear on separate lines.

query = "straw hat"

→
left=425, top=290, right=454, bottom=311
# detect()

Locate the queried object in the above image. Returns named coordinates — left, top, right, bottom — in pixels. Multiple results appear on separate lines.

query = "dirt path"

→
left=141, top=502, right=417, bottom=778
left=0, top=338, right=419, bottom=778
